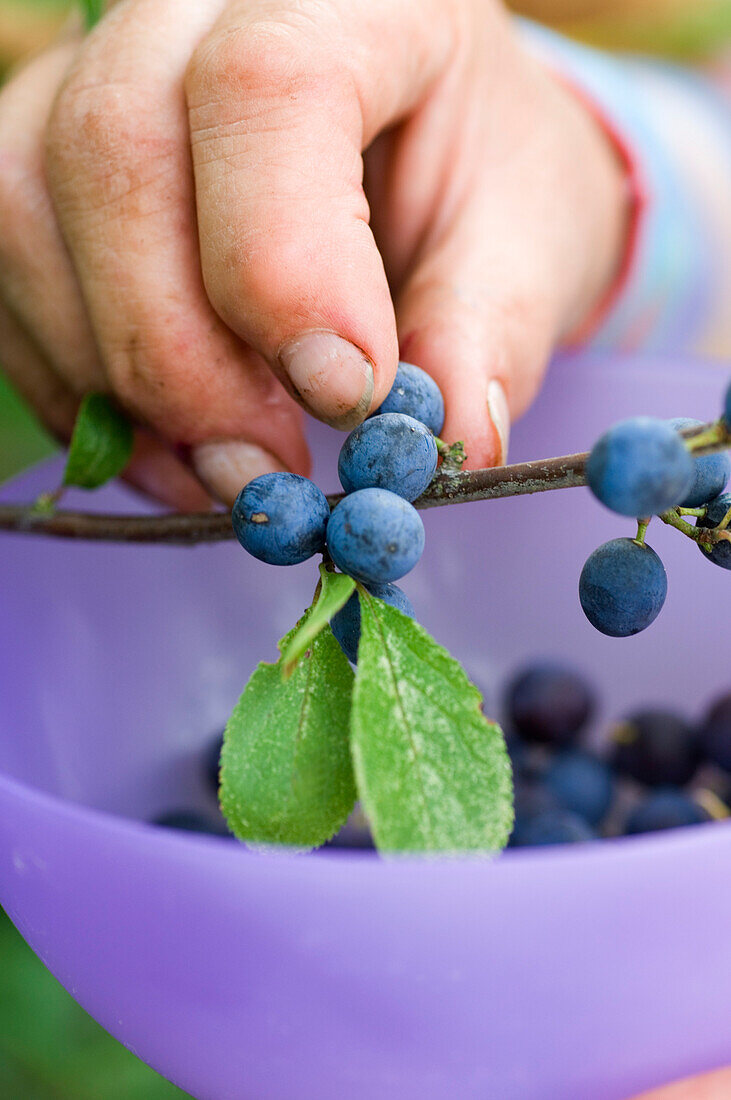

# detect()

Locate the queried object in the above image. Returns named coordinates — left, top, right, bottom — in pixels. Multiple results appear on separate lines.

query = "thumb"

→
left=392, top=51, right=628, bottom=470
left=395, top=217, right=557, bottom=469
left=184, top=0, right=455, bottom=429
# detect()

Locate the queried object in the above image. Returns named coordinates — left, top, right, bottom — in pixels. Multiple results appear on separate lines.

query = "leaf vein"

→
left=367, top=599, right=437, bottom=844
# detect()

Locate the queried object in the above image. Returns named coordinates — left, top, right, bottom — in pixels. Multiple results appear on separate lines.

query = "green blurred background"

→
left=0, top=908, right=188, bottom=1099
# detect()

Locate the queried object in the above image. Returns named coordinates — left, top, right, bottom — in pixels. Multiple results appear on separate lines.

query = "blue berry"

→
left=331, top=582, right=414, bottom=663
left=232, top=473, right=330, bottom=566
left=204, top=732, right=224, bottom=796
left=153, top=811, right=231, bottom=837
left=696, top=492, right=731, bottom=570
left=624, top=790, right=709, bottom=835
left=505, top=733, right=532, bottom=779
left=326, top=488, right=425, bottom=584
left=511, top=809, right=596, bottom=847
left=505, top=663, right=595, bottom=747
left=509, top=780, right=562, bottom=846
left=324, top=807, right=375, bottom=850
left=338, top=413, right=438, bottom=502
left=725, top=381, right=731, bottom=427
left=374, top=361, right=445, bottom=435
left=579, top=538, right=667, bottom=638
left=698, top=693, right=731, bottom=772
left=545, top=751, right=614, bottom=826
left=669, top=418, right=730, bottom=507
left=325, top=826, right=375, bottom=851
left=610, top=710, right=699, bottom=787
left=513, top=779, right=560, bottom=821
left=587, top=417, right=694, bottom=517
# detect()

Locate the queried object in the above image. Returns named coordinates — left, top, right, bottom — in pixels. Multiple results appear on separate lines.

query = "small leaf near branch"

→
left=79, top=0, right=105, bottom=30
left=280, top=565, right=356, bottom=678
left=221, top=616, right=356, bottom=849
left=435, top=438, right=467, bottom=474
left=63, top=394, right=134, bottom=491
left=351, top=591, right=513, bottom=855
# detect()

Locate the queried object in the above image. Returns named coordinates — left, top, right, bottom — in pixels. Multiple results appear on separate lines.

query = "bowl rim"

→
left=2, top=767, right=729, bottom=873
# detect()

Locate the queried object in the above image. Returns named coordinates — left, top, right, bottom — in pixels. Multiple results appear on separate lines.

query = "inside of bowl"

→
left=1, top=351, right=729, bottom=826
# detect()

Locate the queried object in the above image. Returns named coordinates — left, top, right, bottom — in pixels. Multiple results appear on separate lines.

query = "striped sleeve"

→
left=521, top=23, right=731, bottom=360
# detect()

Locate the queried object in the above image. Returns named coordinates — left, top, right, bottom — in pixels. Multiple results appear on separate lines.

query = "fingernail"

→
left=487, top=379, right=510, bottom=465
left=192, top=441, right=285, bottom=507
left=278, top=331, right=374, bottom=430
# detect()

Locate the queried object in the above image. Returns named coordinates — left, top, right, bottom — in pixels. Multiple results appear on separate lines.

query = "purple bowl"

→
left=2, top=352, right=731, bottom=1100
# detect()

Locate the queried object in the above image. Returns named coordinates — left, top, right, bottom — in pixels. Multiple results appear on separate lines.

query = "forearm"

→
left=523, top=23, right=731, bottom=358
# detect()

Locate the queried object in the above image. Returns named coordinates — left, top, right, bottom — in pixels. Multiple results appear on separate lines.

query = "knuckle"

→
left=204, top=237, right=295, bottom=336
left=48, top=79, right=119, bottom=172
left=187, top=22, right=338, bottom=108
left=105, top=332, right=165, bottom=414
left=46, top=77, right=176, bottom=204
left=104, top=321, right=204, bottom=436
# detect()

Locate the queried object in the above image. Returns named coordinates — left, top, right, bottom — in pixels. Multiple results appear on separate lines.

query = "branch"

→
left=0, top=452, right=588, bottom=545
left=0, top=420, right=728, bottom=545
left=0, top=506, right=235, bottom=545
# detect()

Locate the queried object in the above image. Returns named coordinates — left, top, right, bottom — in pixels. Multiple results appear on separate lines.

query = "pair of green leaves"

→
left=220, top=566, right=514, bottom=855
left=61, top=393, right=512, bottom=854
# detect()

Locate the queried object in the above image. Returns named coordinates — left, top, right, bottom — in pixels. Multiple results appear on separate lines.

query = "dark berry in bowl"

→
left=505, top=663, right=595, bottom=747
left=610, top=710, right=700, bottom=787
left=624, top=790, right=710, bottom=835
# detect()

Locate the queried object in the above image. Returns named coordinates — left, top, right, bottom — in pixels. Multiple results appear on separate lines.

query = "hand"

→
left=631, top=1068, right=731, bottom=1099
left=0, top=0, right=627, bottom=507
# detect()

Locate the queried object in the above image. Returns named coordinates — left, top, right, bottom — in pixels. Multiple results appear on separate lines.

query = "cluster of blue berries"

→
left=507, top=664, right=731, bottom=847
left=580, top=386, right=731, bottom=637
left=230, top=362, right=445, bottom=663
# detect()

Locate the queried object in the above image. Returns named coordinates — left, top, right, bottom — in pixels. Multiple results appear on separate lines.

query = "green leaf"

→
left=79, top=0, right=105, bottom=29
left=280, top=565, right=356, bottom=678
left=221, top=617, right=356, bottom=849
left=351, top=591, right=513, bottom=855
left=63, top=393, right=134, bottom=490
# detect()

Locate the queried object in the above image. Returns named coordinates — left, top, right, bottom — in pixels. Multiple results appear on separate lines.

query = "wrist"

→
left=548, top=65, right=636, bottom=341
